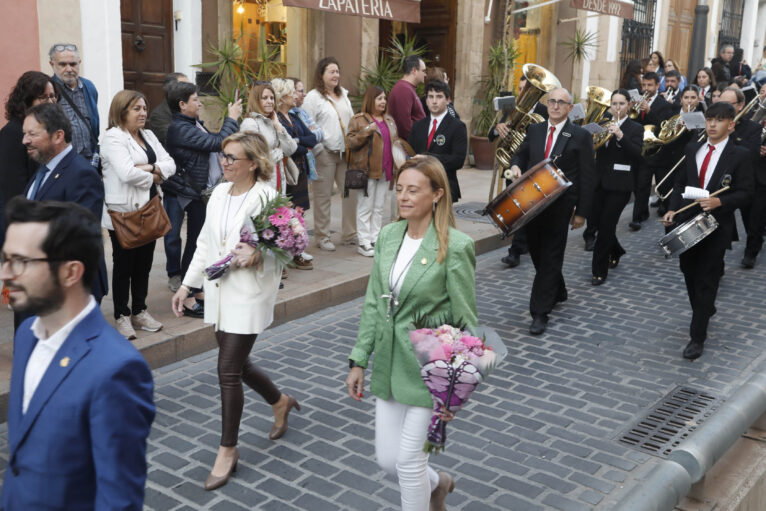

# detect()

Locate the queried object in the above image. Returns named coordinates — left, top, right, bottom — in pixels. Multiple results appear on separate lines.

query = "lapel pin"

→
left=60, top=356, right=70, bottom=368
left=54, top=174, right=60, bottom=179
left=421, top=257, right=427, bottom=265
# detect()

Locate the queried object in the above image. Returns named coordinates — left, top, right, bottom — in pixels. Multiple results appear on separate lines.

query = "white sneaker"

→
left=300, top=251, right=314, bottom=261
left=132, top=310, right=163, bottom=332
left=116, top=316, right=137, bottom=340
left=318, top=237, right=336, bottom=251
left=357, top=244, right=374, bottom=257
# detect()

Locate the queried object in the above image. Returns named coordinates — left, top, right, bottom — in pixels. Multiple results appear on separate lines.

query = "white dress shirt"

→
left=23, top=296, right=97, bottom=413
left=427, top=110, right=449, bottom=136
left=695, top=137, right=728, bottom=189
left=544, top=118, right=567, bottom=156
left=26, top=144, right=73, bottom=199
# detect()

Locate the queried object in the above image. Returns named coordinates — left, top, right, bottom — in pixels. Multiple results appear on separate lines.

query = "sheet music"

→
left=582, top=122, right=607, bottom=135
left=682, top=186, right=709, bottom=199
left=680, top=112, right=706, bottom=130
left=628, top=89, right=641, bottom=102
left=568, top=103, right=585, bottom=121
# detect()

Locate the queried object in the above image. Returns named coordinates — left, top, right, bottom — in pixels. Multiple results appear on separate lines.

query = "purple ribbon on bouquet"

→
left=204, top=225, right=259, bottom=280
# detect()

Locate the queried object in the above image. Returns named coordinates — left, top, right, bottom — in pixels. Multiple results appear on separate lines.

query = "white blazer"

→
left=183, top=181, right=283, bottom=335
left=100, top=127, right=176, bottom=229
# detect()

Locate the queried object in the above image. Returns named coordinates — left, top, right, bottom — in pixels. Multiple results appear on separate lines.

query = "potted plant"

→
left=471, top=41, right=519, bottom=170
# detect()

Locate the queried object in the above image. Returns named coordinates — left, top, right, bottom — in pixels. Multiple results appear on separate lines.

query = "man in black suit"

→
left=662, top=102, right=754, bottom=360
left=408, top=80, right=467, bottom=202
left=19, top=103, right=107, bottom=329
left=489, top=74, right=549, bottom=268
left=508, top=87, right=596, bottom=335
left=630, top=72, right=674, bottom=230
left=662, top=71, right=683, bottom=112
left=589, top=89, right=643, bottom=285
left=715, top=88, right=763, bottom=267
left=742, top=85, right=766, bottom=267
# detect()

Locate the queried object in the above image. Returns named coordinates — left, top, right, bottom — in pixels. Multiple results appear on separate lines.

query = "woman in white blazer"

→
left=171, top=131, right=300, bottom=492
left=101, top=90, right=175, bottom=340
left=240, top=82, right=297, bottom=194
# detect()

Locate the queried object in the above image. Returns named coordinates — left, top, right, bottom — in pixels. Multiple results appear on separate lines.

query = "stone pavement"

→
left=3, top=204, right=765, bottom=510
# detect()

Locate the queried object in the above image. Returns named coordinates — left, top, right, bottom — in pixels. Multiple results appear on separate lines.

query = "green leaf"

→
left=558, top=28, right=599, bottom=64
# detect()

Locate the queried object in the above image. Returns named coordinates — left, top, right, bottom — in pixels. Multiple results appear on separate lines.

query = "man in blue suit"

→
left=18, top=103, right=108, bottom=330
left=0, top=197, right=155, bottom=509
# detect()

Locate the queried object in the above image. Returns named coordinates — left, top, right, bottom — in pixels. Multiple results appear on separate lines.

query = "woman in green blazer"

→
left=346, top=156, right=478, bottom=511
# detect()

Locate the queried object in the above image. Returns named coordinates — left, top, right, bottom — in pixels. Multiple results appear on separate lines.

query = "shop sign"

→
left=570, top=0, right=634, bottom=19
left=282, top=0, right=421, bottom=23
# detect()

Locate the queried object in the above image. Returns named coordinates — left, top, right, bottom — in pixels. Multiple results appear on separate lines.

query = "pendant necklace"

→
left=381, top=233, right=419, bottom=320
left=222, top=185, right=253, bottom=245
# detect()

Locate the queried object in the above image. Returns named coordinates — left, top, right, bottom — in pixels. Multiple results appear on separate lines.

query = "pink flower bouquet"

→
left=204, top=193, right=309, bottom=280
left=409, top=321, right=506, bottom=453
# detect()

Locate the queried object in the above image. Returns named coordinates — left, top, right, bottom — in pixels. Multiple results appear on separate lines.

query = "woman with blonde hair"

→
left=345, top=156, right=477, bottom=510
left=346, top=86, right=400, bottom=256
left=240, top=82, right=297, bottom=194
left=171, top=131, right=300, bottom=491
left=101, top=90, right=175, bottom=339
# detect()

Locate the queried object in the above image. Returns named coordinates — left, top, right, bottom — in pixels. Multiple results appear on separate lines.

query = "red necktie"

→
left=544, top=126, right=555, bottom=159
left=427, top=119, right=437, bottom=149
left=641, top=111, right=646, bottom=121
left=699, top=144, right=715, bottom=189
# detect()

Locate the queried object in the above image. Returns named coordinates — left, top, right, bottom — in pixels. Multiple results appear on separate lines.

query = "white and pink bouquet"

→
left=205, top=193, right=309, bottom=280
left=409, top=319, right=506, bottom=453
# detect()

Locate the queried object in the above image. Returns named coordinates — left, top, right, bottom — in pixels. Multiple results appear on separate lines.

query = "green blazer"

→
left=349, top=220, right=478, bottom=408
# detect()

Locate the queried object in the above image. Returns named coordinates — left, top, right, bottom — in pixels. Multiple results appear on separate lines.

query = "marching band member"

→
left=630, top=72, right=674, bottom=229
left=507, top=88, right=595, bottom=335
left=662, top=102, right=753, bottom=360
left=589, top=89, right=643, bottom=285
left=742, top=84, right=766, bottom=268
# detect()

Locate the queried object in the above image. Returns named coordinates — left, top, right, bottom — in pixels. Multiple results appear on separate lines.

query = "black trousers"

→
left=215, top=331, right=282, bottom=447
left=108, top=230, right=155, bottom=320
left=744, top=185, right=766, bottom=257
left=526, top=196, right=576, bottom=316
left=592, top=189, right=631, bottom=278
left=632, top=163, right=659, bottom=222
left=679, top=228, right=728, bottom=343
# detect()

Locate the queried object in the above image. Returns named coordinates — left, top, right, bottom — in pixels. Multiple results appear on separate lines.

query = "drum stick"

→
left=659, top=186, right=730, bottom=222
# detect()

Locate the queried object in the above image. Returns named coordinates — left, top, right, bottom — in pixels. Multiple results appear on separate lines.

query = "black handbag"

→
left=344, top=124, right=374, bottom=198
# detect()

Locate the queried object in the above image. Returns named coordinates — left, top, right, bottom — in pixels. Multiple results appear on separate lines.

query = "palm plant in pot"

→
left=471, top=41, right=519, bottom=169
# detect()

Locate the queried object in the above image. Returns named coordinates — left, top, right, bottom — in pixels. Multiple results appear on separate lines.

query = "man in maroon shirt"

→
left=387, top=55, right=426, bottom=140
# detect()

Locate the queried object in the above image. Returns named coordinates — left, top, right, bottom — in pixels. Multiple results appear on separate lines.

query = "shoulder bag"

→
left=108, top=195, right=171, bottom=249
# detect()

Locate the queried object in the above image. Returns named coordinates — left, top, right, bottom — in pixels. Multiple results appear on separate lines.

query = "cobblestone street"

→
left=3, top=209, right=766, bottom=510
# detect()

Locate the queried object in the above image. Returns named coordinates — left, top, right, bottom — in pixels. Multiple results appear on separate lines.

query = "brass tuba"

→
left=582, top=86, right=611, bottom=125
left=492, top=63, right=561, bottom=200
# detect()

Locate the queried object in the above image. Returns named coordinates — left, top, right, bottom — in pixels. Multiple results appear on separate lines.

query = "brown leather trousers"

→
left=215, top=331, right=281, bottom=447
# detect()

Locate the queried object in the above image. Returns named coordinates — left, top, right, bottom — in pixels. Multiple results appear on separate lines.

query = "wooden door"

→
left=666, top=0, right=696, bottom=73
left=408, top=0, right=457, bottom=88
left=121, top=0, right=173, bottom=112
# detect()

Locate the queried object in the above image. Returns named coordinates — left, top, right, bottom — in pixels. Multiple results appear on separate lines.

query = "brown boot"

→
left=430, top=471, right=455, bottom=511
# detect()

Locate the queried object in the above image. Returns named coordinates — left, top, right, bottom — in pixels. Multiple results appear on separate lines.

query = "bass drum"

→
left=483, top=159, right=571, bottom=237
left=658, top=212, right=719, bottom=257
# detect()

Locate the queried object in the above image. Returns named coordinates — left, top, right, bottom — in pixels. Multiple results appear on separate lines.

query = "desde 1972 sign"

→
left=570, top=0, right=634, bottom=19
left=282, top=0, right=421, bottom=23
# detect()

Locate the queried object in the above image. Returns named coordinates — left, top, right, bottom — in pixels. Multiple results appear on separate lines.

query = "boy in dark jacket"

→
left=163, top=81, right=240, bottom=314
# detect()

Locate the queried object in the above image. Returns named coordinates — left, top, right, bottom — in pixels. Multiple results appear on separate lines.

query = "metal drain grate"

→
left=454, top=202, right=493, bottom=224
left=618, top=386, right=720, bottom=458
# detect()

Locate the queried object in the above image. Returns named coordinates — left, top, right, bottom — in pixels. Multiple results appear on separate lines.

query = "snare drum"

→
left=658, top=212, right=719, bottom=257
left=484, top=159, right=571, bottom=236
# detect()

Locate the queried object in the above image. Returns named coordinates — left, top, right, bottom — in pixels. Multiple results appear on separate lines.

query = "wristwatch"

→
left=349, top=359, right=361, bottom=369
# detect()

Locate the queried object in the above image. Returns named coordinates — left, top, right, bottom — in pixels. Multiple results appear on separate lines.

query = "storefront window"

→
left=233, top=0, right=288, bottom=78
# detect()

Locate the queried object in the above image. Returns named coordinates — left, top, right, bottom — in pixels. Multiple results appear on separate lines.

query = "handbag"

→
left=344, top=116, right=375, bottom=198
left=283, top=156, right=300, bottom=186
left=108, top=195, right=172, bottom=249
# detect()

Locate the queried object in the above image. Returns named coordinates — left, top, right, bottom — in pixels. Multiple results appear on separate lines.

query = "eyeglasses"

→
left=221, top=153, right=248, bottom=165
left=0, top=254, right=61, bottom=277
left=52, top=44, right=78, bottom=53
left=295, top=89, right=305, bottom=94
left=547, top=99, right=571, bottom=107
left=37, top=93, right=57, bottom=102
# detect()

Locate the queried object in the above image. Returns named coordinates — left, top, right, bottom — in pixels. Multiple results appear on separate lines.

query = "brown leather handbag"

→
left=108, top=195, right=172, bottom=249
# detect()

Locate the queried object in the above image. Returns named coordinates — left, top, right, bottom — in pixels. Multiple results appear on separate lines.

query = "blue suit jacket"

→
left=1, top=307, right=155, bottom=510
left=24, top=149, right=108, bottom=301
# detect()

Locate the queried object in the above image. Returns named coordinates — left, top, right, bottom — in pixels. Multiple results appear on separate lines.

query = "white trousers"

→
left=357, top=178, right=392, bottom=247
left=375, top=398, right=439, bottom=511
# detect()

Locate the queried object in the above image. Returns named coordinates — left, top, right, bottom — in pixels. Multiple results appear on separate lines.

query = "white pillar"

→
left=740, top=0, right=758, bottom=66
left=606, top=15, right=619, bottom=63
left=580, top=14, right=599, bottom=100
left=652, top=0, right=663, bottom=52
left=80, top=0, right=123, bottom=137
left=708, top=0, right=720, bottom=63
left=173, top=0, right=202, bottom=80
left=756, top=2, right=766, bottom=70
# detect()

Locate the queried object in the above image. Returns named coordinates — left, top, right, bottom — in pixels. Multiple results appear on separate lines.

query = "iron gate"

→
left=718, top=0, right=745, bottom=49
left=619, top=0, right=657, bottom=74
